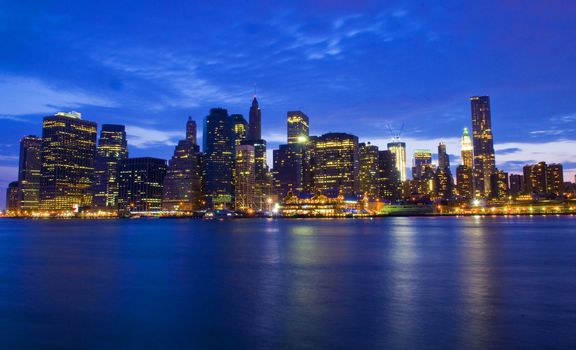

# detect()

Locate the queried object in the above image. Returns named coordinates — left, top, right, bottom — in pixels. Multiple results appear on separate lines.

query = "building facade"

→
left=358, top=142, right=379, bottom=199
left=92, top=124, right=128, bottom=209
left=234, top=144, right=256, bottom=210
left=471, top=96, right=496, bottom=198
left=287, top=111, right=309, bottom=144
left=39, top=112, right=98, bottom=211
left=17, top=135, right=42, bottom=211
left=118, top=157, right=167, bottom=212
left=313, top=133, right=359, bottom=195
left=387, top=139, right=407, bottom=182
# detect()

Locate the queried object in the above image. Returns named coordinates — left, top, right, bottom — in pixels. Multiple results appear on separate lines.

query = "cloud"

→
left=125, top=125, right=182, bottom=149
left=0, top=75, right=116, bottom=115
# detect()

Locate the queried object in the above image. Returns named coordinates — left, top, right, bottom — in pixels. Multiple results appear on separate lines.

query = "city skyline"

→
left=1, top=1, right=576, bottom=208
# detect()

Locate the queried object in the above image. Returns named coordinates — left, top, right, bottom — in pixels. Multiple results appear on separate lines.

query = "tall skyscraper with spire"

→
left=248, top=96, right=261, bottom=141
left=470, top=96, right=496, bottom=198
left=460, top=127, right=473, bottom=168
left=457, top=127, right=474, bottom=201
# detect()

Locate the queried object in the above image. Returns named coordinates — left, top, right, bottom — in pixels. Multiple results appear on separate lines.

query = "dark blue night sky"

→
left=1, top=0, right=576, bottom=206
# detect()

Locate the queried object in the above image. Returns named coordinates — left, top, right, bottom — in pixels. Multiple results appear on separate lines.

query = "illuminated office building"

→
left=471, top=96, right=496, bottom=198
left=234, top=144, right=256, bottom=210
left=273, top=143, right=304, bottom=198
left=378, top=150, right=400, bottom=201
left=387, top=139, right=407, bottom=182
left=162, top=118, right=201, bottom=211
left=203, top=108, right=234, bottom=208
left=522, top=162, right=563, bottom=197
left=287, top=111, right=309, bottom=144
left=412, top=149, right=435, bottom=195
left=490, top=170, right=509, bottom=200
left=435, top=142, right=453, bottom=200
left=17, top=135, right=42, bottom=211
left=39, top=112, right=97, bottom=211
left=456, top=165, right=473, bottom=201
left=359, top=142, right=379, bottom=199
left=92, top=124, right=128, bottom=209
left=546, top=163, right=564, bottom=196
left=231, top=114, right=248, bottom=146
left=118, top=157, right=167, bottom=212
left=313, top=133, right=359, bottom=195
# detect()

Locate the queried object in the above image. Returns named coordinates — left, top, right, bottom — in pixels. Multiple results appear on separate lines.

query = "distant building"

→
left=203, top=108, right=235, bottom=209
left=162, top=119, right=201, bottom=211
left=509, top=174, right=524, bottom=195
left=358, top=142, right=379, bottom=199
left=234, top=144, right=256, bottom=210
left=460, top=127, right=473, bottom=168
left=412, top=149, right=435, bottom=195
left=313, top=133, right=359, bottom=195
left=186, top=117, right=197, bottom=144
left=378, top=150, right=400, bottom=201
left=435, top=142, right=453, bottom=200
left=490, top=170, right=509, bottom=200
left=17, top=135, right=42, bottom=211
left=118, top=157, right=167, bottom=212
left=387, top=139, right=407, bottom=182
left=39, top=112, right=97, bottom=211
left=471, top=96, right=496, bottom=198
left=456, top=165, right=473, bottom=201
left=92, top=124, right=128, bottom=210
left=6, top=181, right=19, bottom=212
left=272, top=143, right=305, bottom=198
left=523, top=162, right=564, bottom=197
left=248, top=96, right=261, bottom=141
left=231, top=114, right=248, bottom=146
left=287, top=111, right=309, bottom=144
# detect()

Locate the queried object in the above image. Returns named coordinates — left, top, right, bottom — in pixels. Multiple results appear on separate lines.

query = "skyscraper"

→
left=412, top=149, right=435, bottom=195
left=39, top=112, right=97, bottom=211
left=471, top=96, right=496, bottom=198
left=118, top=157, right=167, bottom=212
left=272, top=143, right=304, bottom=198
left=6, top=182, right=19, bottom=212
left=231, top=114, right=248, bottom=146
left=313, top=133, right=359, bottom=195
left=387, top=139, right=407, bottom=182
left=509, top=174, right=524, bottom=195
left=460, top=127, right=473, bottom=168
left=92, top=124, right=128, bottom=209
left=162, top=118, right=201, bottom=211
left=248, top=96, right=261, bottom=141
left=234, top=144, right=256, bottom=210
left=378, top=150, right=400, bottom=201
left=17, top=135, right=42, bottom=211
left=435, top=142, right=453, bottom=200
left=203, top=108, right=234, bottom=208
left=490, top=170, right=509, bottom=200
left=287, top=111, right=309, bottom=144
left=358, top=142, right=379, bottom=199
left=186, top=117, right=197, bottom=144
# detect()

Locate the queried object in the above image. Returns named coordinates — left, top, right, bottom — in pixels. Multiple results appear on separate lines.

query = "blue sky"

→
left=1, top=0, right=576, bottom=206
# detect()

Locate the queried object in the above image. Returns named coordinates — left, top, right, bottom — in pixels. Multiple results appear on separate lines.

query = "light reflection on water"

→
left=0, top=217, right=575, bottom=349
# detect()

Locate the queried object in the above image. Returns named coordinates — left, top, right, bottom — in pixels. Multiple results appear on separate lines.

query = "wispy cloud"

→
left=125, top=125, right=182, bottom=149
left=0, top=75, right=116, bottom=115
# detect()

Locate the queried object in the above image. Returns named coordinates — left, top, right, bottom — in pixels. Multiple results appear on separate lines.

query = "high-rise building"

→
left=287, top=111, right=309, bottom=144
left=313, top=133, right=359, bottom=195
left=162, top=119, right=201, bottom=211
left=490, top=170, right=509, bottom=200
left=118, top=157, right=167, bottom=212
left=234, top=144, right=256, bottom=210
left=359, top=142, right=379, bottom=199
left=522, top=162, right=563, bottom=197
left=273, top=143, right=305, bottom=198
left=412, top=149, right=435, bottom=195
left=460, top=127, right=473, bottom=168
left=17, top=135, right=42, bottom=211
left=546, top=163, right=564, bottom=196
left=203, top=108, right=235, bottom=208
left=231, top=114, right=248, bottom=146
left=509, top=174, right=524, bottom=195
left=471, top=96, right=496, bottom=198
left=435, top=142, right=453, bottom=200
left=92, top=124, right=128, bottom=209
left=378, top=150, right=400, bottom=201
left=302, top=136, right=317, bottom=193
left=456, top=165, right=473, bottom=201
left=387, top=139, right=407, bottom=182
left=248, top=96, right=261, bottom=141
left=39, top=112, right=97, bottom=211
left=6, top=181, right=19, bottom=212
left=186, top=117, right=197, bottom=144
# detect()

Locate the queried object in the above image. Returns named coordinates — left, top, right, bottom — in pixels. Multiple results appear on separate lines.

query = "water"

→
left=0, top=217, right=575, bottom=349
